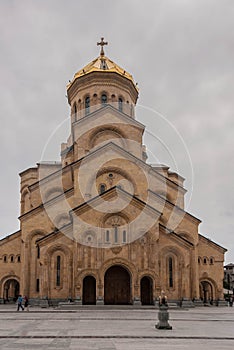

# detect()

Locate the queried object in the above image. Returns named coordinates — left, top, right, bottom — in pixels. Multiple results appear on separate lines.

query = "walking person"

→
left=24, top=296, right=29, bottom=312
left=17, top=295, right=24, bottom=311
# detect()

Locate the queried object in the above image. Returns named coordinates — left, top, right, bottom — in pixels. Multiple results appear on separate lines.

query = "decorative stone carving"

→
left=111, top=246, right=122, bottom=254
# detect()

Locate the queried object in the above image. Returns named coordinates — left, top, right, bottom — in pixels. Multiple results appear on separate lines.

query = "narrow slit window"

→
left=123, top=230, right=126, bottom=243
left=118, top=98, right=123, bottom=112
left=37, top=246, right=40, bottom=259
left=85, top=96, right=90, bottom=115
left=99, top=184, right=106, bottom=194
left=114, top=226, right=118, bottom=243
left=56, top=256, right=61, bottom=287
left=36, top=278, right=40, bottom=292
left=101, top=94, right=107, bottom=105
left=106, top=230, right=110, bottom=242
left=74, top=103, right=77, bottom=121
left=169, top=257, right=173, bottom=288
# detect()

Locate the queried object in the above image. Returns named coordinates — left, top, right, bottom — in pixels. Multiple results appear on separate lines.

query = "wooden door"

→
left=82, top=276, right=96, bottom=305
left=104, top=265, right=130, bottom=305
left=140, top=276, right=153, bottom=305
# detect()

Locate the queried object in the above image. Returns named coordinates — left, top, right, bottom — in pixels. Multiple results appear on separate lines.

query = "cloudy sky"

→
left=0, top=0, right=234, bottom=263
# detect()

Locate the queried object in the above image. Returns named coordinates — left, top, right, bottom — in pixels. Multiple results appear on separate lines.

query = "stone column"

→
left=133, top=283, right=141, bottom=305
left=96, top=283, right=104, bottom=305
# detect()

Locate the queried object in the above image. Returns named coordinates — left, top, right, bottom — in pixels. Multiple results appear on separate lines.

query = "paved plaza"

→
left=0, top=305, right=233, bottom=349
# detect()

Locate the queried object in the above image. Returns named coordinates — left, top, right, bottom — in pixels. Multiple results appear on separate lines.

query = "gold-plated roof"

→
left=67, top=55, right=137, bottom=90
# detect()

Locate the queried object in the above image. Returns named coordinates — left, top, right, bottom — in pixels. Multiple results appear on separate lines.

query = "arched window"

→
left=168, top=257, right=173, bottom=288
left=56, top=256, right=61, bottom=287
left=106, top=230, right=110, bottom=242
left=36, top=278, right=40, bottom=292
left=99, top=184, right=106, bottom=194
left=198, top=257, right=201, bottom=264
left=210, top=257, right=214, bottom=265
left=101, top=94, right=107, bottom=105
left=203, top=257, right=207, bottom=264
left=114, top=226, right=118, bottom=243
left=10, top=255, right=14, bottom=263
left=37, top=246, right=40, bottom=259
left=85, top=96, right=90, bottom=115
left=3, top=255, right=7, bottom=263
left=123, top=230, right=127, bottom=243
left=17, top=255, right=21, bottom=263
left=118, top=98, right=123, bottom=112
left=73, top=103, right=77, bottom=121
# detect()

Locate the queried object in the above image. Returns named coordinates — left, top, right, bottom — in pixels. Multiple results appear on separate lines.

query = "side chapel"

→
left=0, top=39, right=226, bottom=305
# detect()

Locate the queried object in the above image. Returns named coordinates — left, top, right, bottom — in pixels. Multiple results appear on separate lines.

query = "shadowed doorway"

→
left=200, top=280, right=214, bottom=304
left=82, top=276, right=96, bottom=305
left=104, top=265, right=131, bottom=305
left=140, top=276, right=154, bottom=305
left=3, top=279, right=19, bottom=303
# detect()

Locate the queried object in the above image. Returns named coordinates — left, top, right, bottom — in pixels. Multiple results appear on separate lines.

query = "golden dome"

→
left=67, top=54, right=138, bottom=90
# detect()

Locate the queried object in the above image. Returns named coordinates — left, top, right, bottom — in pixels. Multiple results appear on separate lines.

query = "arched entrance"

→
left=104, top=265, right=131, bottom=305
left=140, top=276, right=153, bottom=305
left=3, top=279, right=19, bottom=303
left=82, top=276, right=96, bottom=305
left=200, top=281, right=214, bottom=303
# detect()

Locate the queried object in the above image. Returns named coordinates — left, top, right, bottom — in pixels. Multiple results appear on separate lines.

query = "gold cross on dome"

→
left=97, top=37, right=108, bottom=56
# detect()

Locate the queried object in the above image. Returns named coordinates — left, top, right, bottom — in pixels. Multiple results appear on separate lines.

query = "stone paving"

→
left=0, top=305, right=233, bottom=349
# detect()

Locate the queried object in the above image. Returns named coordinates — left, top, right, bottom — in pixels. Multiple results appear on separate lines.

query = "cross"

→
left=97, top=37, right=108, bottom=56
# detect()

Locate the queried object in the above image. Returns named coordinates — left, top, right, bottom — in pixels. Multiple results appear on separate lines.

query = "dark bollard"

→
left=155, top=291, right=172, bottom=330
left=155, top=304, right=172, bottom=329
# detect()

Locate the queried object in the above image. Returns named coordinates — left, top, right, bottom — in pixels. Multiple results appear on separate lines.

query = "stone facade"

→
left=0, top=46, right=227, bottom=305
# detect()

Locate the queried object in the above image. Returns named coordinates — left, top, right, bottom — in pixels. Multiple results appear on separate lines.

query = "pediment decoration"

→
left=105, top=215, right=126, bottom=227
left=111, top=246, right=122, bottom=254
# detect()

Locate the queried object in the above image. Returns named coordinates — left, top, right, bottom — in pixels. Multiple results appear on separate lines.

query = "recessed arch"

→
left=160, top=245, right=184, bottom=292
left=176, top=230, right=194, bottom=244
left=104, top=265, right=131, bottom=304
left=89, top=126, right=127, bottom=151
left=1, top=275, right=20, bottom=303
left=45, top=244, right=72, bottom=260
left=82, top=275, right=96, bottom=305
left=21, top=187, right=31, bottom=213
left=102, top=212, right=129, bottom=227
left=73, top=102, right=77, bottom=121
left=140, top=276, right=154, bottom=305
left=118, top=97, right=123, bottom=112
left=27, top=230, right=46, bottom=244
left=45, top=245, right=72, bottom=295
left=96, top=166, right=137, bottom=194
left=54, top=213, right=71, bottom=228
left=43, top=187, right=64, bottom=202
left=199, top=278, right=218, bottom=303
left=101, top=93, right=107, bottom=105
left=84, top=165, right=137, bottom=198
left=99, top=183, right=106, bottom=194
left=85, top=95, right=90, bottom=115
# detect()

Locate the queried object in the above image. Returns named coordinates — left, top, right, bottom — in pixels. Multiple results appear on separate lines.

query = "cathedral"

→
left=0, top=39, right=226, bottom=306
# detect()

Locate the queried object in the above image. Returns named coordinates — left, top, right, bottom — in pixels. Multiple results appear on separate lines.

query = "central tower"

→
left=61, top=38, right=146, bottom=166
left=67, top=38, right=138, bottom=122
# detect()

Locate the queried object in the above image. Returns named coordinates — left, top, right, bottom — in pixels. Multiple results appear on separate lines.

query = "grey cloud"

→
left=0, top=0, right=233, bottom=262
